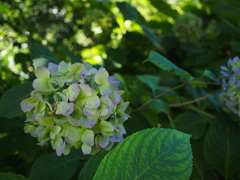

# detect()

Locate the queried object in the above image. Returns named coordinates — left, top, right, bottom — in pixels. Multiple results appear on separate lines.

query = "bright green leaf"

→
left=93, top=128, right=192, bottom=180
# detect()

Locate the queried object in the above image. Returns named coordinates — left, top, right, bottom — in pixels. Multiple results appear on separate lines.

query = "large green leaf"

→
left=137, top=75, right=160, bottom=91
left=29, top=42, right=59, bottom=68
left=93, top=128, right=192, bottom=180
left=0, top=172, right=28, bottom=180
left=0, top=83, right=32, bottom=118
left=144, top=51, right=192, bottom=80
left=29, top=150, right=82, bottom=180
left=174, top=112, right=207, bottom=140
left=203, top=114, right=240, bottom=179
left=78, top=151, right=108, bottom=180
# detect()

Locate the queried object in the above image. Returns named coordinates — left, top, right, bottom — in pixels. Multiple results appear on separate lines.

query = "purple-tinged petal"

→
left=21, top=97, right=38, bottom=112
left=110, top=91, right=121, bottom=105
left=105, top=141, right=114, bottom=151
left=99, top=105, right=109, bottom=116
left=110, top=136, right=124, bottom=143
left=47, top=62, right=58, bottom=75
left=67, top=83, right=80, bottom=101
left=108, top=75, right=120, bottom=87
left=63, top=103, right=75, bottom=115
left=83, top=107, right=97, bottom=117
left=89, top=68, right=98, bottom=74
left=79, top=116, right=96, bottom=128
left=56, top=102, right=70, bottom=115
left=81, top=70, right=89, bottom=78
left=96, top=135, right=109, bottom=148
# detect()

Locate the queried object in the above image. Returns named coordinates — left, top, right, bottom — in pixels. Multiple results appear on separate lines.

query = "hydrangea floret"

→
left=21, top=61, right=129, bottom=156
left=220, top=56, right=240, bottom=118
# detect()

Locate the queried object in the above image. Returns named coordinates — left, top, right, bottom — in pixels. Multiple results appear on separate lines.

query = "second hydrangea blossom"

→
left=220, top=56, right=240, bottom=118
left=21, top=61, right=129, bottom=156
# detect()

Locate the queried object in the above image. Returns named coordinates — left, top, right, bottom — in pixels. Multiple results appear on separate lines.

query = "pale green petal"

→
left=33, top=78, right=53, bottom=90
left=69, top=63, right=84, bottom=75
left=81, top=143, right=91, bottom=155
left=79, top=84, right=92, bottom=98
left=39, top=116, right=55, bottom=127
left=100, top=82, right=112, bottom=96
left=35, top=67, right=50, bottom=79
left=67, top=126, right=84, bottom=142
left=95, top=68, right=109, bottom=85
left=85, top=95, right=100, bottom=109
left=100, top=96, right=113, bottom=107
left=58, top=61, right=71, bottom=74
left=99, top=121, right=114, bottom=132
left=81, top=129, right=94, bottom=146
left=34, top=101, right=46, bottom=114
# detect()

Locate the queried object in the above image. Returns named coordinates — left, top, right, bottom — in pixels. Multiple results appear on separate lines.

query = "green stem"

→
left=133, top=79, right=220, bottom=113
left=188, top=105, right=215, bottom=119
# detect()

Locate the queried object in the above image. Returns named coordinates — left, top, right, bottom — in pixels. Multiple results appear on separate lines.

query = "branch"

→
left=169, top=94, right=212, bottom=107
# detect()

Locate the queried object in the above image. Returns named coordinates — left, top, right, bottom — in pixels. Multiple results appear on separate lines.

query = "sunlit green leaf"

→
left=93, top=128, right=192, bottom=180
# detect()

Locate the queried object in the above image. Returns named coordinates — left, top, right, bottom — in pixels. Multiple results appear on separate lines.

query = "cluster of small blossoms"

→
left=20, top=61, right=129, bottom=156
left=220, top=56, right=240, bottom=118
left=173, top=13, right=203, bottom=44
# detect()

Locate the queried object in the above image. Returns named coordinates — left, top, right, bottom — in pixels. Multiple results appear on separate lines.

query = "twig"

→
left=133, top=82, right=187, bottom=113
left=169, top=94, right=212, bottom=107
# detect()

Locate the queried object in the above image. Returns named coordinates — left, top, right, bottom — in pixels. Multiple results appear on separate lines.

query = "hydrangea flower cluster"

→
left=173, top=13, right=203, bottom=44
left=21, top=61, right=129, bottom=156
left=220, top=56, right=240, bottom=117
